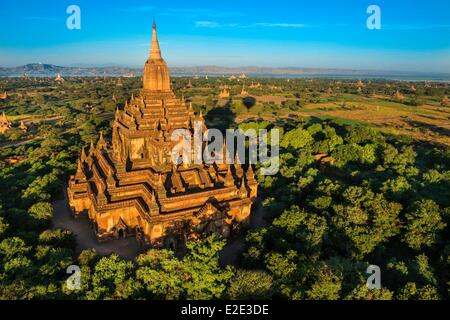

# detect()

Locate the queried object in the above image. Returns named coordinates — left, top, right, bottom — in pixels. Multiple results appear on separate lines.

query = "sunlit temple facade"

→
left=67, top=23, right=257, bottom=248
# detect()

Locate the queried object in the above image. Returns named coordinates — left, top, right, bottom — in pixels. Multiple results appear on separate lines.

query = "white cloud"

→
left=162, top=8, right=243, bottom=18
left=114, top=6, right=157, bottom=13
left=195, top=21, right=220, bottom=28
left=253, top=23, right=305, bottom=28
left=383, top=24, right=450, bottom=30
left=194, top=21, right=306, bottom=29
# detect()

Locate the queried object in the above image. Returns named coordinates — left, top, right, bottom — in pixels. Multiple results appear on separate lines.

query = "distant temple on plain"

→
left=67, top=23, right=258, bottom=249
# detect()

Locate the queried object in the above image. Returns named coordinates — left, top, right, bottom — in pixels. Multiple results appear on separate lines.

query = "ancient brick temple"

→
left=0, top=112, right=12, bottom=134
left=67, top=23, right=257, bottom=248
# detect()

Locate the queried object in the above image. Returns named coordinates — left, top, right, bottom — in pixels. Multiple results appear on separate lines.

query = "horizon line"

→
left=2, top=62, right=450, bottom=76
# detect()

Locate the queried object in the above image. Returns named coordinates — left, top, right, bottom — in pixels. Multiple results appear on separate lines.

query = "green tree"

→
left=38, top=229, right=76, bottom=249
left=306, top=263, right=342, bottom=300
left=227, top=269, right=273, bottom=300
left=332, top=186, right=402, bottom=258
left=182, top=235, right=234, bottom=299
left=0, top=237, right=31, bottom=259
left=85, top=254, right=134, bottom=300
left=28, top=202, right=54, bottom=222
left=403, top=200, right=446, bottom=250
left=272, top=205, right=327, bottom=253
left=396, top=282, right=440, bottom=300
left=281, top=127, right=313, bottom=150
left=136, top=249, right=184, bottom=299
left=345, top=283, right=393, bottom=300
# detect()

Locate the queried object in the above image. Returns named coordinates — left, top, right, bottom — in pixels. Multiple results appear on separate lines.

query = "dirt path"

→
left=0, top=115, right=65, bottom=148
left=219, top=199, right=268, bottom=266
left=52, top=187, right=142, bottom=260
left=52, top=185, right=267, bottom=264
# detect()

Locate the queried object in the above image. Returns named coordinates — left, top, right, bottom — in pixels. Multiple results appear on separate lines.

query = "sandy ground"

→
left=219, top=200, right=267, bottom=266
left=52, top=186, right=266, bottom=264
left=52, top=187, right=143, bottom=260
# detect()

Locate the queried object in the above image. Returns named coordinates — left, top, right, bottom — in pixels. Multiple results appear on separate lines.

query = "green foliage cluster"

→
left=0, top=77, right=448, bottom=300
left=245, top=118, right=449, bottom=300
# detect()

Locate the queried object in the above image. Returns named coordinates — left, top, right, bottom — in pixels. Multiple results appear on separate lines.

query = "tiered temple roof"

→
left=68, top=22, right=257, bottom=247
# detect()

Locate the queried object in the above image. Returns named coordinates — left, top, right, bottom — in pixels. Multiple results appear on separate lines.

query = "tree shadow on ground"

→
left=242, top=96, right=256, bottom=109
left=405, top=119, right=450, bottom=137
left=205, top=100, right=236, bottom=132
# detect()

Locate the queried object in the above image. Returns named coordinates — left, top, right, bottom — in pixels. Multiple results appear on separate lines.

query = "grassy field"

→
left=192, top=88, right=450, bottom=145
left=1, top=77, right=448, bottom=146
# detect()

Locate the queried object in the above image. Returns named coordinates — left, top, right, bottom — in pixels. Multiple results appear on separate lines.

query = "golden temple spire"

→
left=234, top=152, right=241, bottom=169
left=238, top=177, right=248, bottom=199
left=89, top=140, right=95, bottom=155
left=80, top=147, right=87, bottom=162
left=143, top=21, right=171, bottom=92
left=224, top=166, right=234, bottom=187
left=150, top=20, right=162, bottom=60
left=97, top=132, right=107, bottom=150
left=247, top=164, right=254, bottom=176
left=75, top=159, right=86, bottom=182
left=246, top=164, right=256, bottom=183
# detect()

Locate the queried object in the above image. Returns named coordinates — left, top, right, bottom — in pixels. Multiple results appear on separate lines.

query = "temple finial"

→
left=150, top=20, right=162, bottom=59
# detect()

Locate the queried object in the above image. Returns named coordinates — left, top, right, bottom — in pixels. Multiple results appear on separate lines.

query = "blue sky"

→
left=0, top=0, right=449, bottom=72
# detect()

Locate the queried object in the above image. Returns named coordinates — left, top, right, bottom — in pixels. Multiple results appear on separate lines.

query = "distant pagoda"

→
left=356, top=79, right=365, bottom=89
left=19, top=120, right=27, bottom=132
left=55, top=73, right=64, bottom=83
left=219, top=85, right=230, bottom=99
left=240, top=84, right=249, bottom=96
left=0, top=112, right=12, bottom=134
left=67, top=23, right=257, bottom=248
left=393, top=90, right=405, bottom=101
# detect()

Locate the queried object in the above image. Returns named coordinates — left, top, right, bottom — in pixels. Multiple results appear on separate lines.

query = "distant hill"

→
left=1, top=63, right=449, bottom=81
left=0, top=63, right=140, bottom=77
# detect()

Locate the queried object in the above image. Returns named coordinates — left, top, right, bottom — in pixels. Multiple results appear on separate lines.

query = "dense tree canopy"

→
left=0, top=76, right=448, bottom=300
